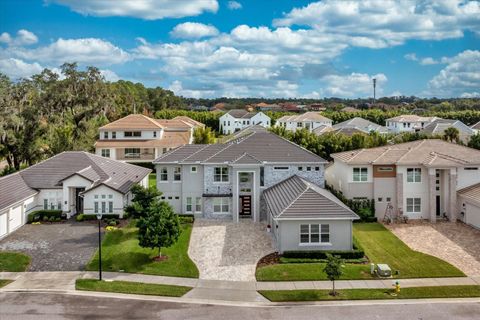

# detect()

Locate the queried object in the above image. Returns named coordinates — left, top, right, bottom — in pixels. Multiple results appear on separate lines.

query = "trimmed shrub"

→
left=178, top=214, right=195, bottom=224
left=27, top=210, right=63, bottom=223
left=282, top=238, right=365, bottom=260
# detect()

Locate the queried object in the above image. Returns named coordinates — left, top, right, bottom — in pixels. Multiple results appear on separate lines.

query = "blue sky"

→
left=0, top=0, right=479, bottom=99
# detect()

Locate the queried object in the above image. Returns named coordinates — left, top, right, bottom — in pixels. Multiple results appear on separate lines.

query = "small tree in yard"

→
left=136, top=200, right=180, bottom=260
left=125, top=184, right=162, bottom=218
left=323, top=254, right=344, bottom=296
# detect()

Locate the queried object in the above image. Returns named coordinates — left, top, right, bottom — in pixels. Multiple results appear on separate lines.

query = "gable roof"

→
left=100, top=114, right=164, bottom=130
left=277, top=112, right=332, bottom=123
left=421, top=119, right=475, bottom=135
left=153, top=130, right=327, bottom=165
left=386, top=115, right=439, bottom=123
left=263, top=175, right=359, bottom=220
left=458, top=183, right=480, bottom=206
left=332, top=139, right=480, bottom=167
left=225, top=109, right=258, bottom=119
left=333, top=117, right=389, bottom=134
left=0, top=173, right=38, bottom=212
left=470, top=121, right=480, bottom=130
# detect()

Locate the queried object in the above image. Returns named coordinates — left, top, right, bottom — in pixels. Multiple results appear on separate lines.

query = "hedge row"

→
left=27, top=210, right=64, bottom=223
left=282, top=238, right=365, bottom=260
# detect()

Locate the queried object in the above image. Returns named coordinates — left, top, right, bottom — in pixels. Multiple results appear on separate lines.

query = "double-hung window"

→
left=353, top=167, right=368, bottom=182
left=112, top=132, right=116, bottom=139
left=407, top=168, right=421, bottom=183
left=406, top=198, right=421, bottom=213
left=159, top=167, right=168, bottom=181
left=186, top=197, right=192, bottom=213
left=213, top=198, right=229, bottom=213
left=214, top=167, right=229, bottom=182
left=173, top=167, right=181, bottom=181
left=300, top=224, right=330, bottom=244
left=101, top=149, right=110, bottom=158
left=103, top=131, right=108, bottom=139
left=195, top=197, right=202, bottom=212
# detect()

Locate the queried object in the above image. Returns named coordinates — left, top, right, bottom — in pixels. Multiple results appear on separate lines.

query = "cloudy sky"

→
left=0, top=0, right=479, bottom=98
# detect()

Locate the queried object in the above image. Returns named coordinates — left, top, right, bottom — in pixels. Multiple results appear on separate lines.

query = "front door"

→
left=75, top=188, right=85, bottom=214
left=239, top=195, right=251, bottom=217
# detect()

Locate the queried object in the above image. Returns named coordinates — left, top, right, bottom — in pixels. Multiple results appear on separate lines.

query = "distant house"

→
left=341, top=106, right=360, bottom=113
left=330, top=117, right=389, bottom=136
left=0, top=152, right=150, bottom=239
left=471, top=121, right=480, bottom=134
left=420, top=119, right=476, bottom=143
left=276, top=112, right=332, bottom=133
left=325, top=139, right=480, bottom=228
left=219, top=109, right=271, bottom=135
left=95, top=114, right=204, bottom=162
left=280, top=103, right=302, bottom=113
left=386, top=115, right=439, bottom=133
left=255, top=103, right=282, bottom=112
left=308, top=103, right=326, bottom=111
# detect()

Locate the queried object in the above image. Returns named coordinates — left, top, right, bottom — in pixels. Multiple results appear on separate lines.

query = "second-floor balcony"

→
left=203, top=185, right=233, bottom=197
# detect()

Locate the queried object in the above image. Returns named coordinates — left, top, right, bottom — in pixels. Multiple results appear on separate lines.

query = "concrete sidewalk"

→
left=2, top=271, right=480, bottom=303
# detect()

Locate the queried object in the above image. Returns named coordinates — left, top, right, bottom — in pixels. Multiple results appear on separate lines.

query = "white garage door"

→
left=466, top=203, right=480, bottom=229
left=0, top=213, right=7, bottom=238
left=8, top=205, right=23, bottom=232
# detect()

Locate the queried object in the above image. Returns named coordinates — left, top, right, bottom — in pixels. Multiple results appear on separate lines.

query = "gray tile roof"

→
left=263, top=175, right=359, bottom=220
left=332, top=117, right=389, bottom=134
left=153, top=130, right=327, bottom=165
left=471, top=121, right=480, bottom=130
left=0, top=152, right=151, bottom=211
left=0, top=173, right=38, bottom=212
left=226, top=109, right=257, bottom=119
left=421, top=119, right=475, bottom=136
left=458, top=183, right=480, bottom=206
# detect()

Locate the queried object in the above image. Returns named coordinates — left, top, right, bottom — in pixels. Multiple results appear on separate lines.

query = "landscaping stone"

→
left=387, top=221, right=480, bottom=276
left=188, top=219, right=275, bottom=281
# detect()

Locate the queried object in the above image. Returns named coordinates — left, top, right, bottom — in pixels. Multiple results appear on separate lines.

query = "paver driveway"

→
left=188, top=219, right=275, bottom=281
left=387, top=221, right=480, bottom=276
left=0, top=220, right=99, bottom=271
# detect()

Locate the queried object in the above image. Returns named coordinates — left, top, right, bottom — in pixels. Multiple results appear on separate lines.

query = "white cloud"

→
left=460, top=92, right=480, bottom=98
left=100, top=69, right=120, bottom=82
left=227, top=1, right=242, bottom=10
left=11, top=38, right=130, bottom=65
left=419, top=57, right=439, bottom=65
left=170, top=22, right=219, bottom=39
left=168, top=80, right=215, bottom=98
left=274, top=0, right=480, bottom=48
left=0, top=29, right=38, bottom=46
left=427, top=50, right=480, bottom=97
left=0, top=58, right=43, bottom=79
left=321, top=73, right=387, bottom=98
left=404, top=53, right=418, bottom=61
left=48, top=0, right=219, bottom=20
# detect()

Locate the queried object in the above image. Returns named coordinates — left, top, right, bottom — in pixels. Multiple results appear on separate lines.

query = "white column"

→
left=449, top=168, right=458, bottom=222
left=428, top=168, right=436, bottom=223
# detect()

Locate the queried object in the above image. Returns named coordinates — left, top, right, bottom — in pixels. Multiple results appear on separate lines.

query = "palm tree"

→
left=443, top=127, right=460, bottom=143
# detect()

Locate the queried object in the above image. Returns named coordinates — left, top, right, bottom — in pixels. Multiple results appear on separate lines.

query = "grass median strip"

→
left=259, top=285, right=480, bottom=302
left=0, top=252, right=31, bottom=272
left=256, top=263, right=372, bottom=281
left=76, top=279, right=192, bottom=297
left=0, top=280, right=13, bottom=288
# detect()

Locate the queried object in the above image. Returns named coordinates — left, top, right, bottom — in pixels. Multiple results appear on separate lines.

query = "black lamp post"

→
left=96, top=213, right=102, bottom=281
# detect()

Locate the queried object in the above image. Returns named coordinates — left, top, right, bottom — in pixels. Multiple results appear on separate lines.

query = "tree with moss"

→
left=323, top=254, right=344, bottom=296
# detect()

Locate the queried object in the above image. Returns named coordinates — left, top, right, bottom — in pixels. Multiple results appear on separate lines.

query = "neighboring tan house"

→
left=420, top=119, right=476, bottom=143
left=95, top=114, right=204, bottom=162
left=330, top=117, right=389, bottom=136
left=219, top=110, right=271, bottom=135
left=276, top=112, right=333, bottom=133
left=0, top=152, right=150, bottom=239
left=325, top=140, right=480, bottom=228
left=341, top=106, right=361, bottom=113
left=386, top=115, right=439, bottom=133
left=153, top=127, right=358, bottom=252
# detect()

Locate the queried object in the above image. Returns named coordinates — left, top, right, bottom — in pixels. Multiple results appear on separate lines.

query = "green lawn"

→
left=0, top=280, right=13, bottom=288
left=353, top=223, right=464, bottom=278
left=76, top=279, right=191, bottom=297
left=0, top=252, right=31, bottom=272
left=256, top=223, right=464, bottom=281
left=86, top=222, right=199, bottom=278
left=260, top=285, right=480, bottom=302
left=149, top=173, right=156, bottom=188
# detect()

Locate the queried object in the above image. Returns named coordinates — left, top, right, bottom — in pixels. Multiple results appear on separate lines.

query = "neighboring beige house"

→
left=420, top=119, right=476, bottom=143
left=95, top=114, right=204, bottom=162
left=325, top=140, right=480, bottom=228
left=330, top=117, right=389, bottom=136
left=276, top=112, right=332, bottom=133
left=386, top=115, right=439, bottom=133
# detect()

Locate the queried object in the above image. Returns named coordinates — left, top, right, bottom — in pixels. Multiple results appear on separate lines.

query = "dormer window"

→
left=112, top=132, right=116, bottom=139
left=103, top=132, right=108, bottom=139
left=125, top=131, right=141, bottom=137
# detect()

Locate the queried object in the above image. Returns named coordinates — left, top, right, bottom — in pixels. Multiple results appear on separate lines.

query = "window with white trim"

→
left=214, top=167, right=229, bottom=182
left=407, top=168, right=421, bottom=183
left=112, top=132, right=116, bottom=139
left=159, top=167, right=168, bottom=181
left=173, top=167, right=181, bottom=181
left=101, top=149, right=110, bottom=158
left=406, top=198, right=421, bottom=213
left=191, top=166, right=198, bottom=173
left=300, top=224, right=330, bottom=244
left=353, top=167, right=368, bottom=182
left=103, top=131, right=108, bottom=139
left=125, top=131, right=141, bottom=137
left=195, top=197, right=202, bottom=212
left=213, top=198, right=229, bottom=214
left=186, top=197, right=192, bottom=213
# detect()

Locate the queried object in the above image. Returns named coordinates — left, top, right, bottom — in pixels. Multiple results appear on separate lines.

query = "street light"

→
left=96, top=213, right=102, bottom=281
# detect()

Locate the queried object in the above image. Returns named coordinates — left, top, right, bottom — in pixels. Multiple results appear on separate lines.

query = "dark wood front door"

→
left=75, top=188, right=85, bottom=214
left=436, top=195, right=441, bottom=216
left=239, top=195, right=251, bottom=217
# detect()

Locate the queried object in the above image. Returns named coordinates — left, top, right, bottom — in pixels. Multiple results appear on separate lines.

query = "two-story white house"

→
left=153, top=127, right=358, bottom=253
left=0, top=152, right=150, bottom=239
left=276, top=112, right=333, bottom=133
left=95, top=114, right=204, bottom=162
left=219, top=110, right=270, bottom=135
left=325, top=140, right=480, bottom=229
left=386, top=115, right=439, bottom=133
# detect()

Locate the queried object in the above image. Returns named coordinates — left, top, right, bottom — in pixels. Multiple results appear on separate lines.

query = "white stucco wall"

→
left=83, top=185, right=124, bottom=216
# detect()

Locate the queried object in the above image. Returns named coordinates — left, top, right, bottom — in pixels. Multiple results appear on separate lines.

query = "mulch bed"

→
left=256, top=252, right=280, bottom=269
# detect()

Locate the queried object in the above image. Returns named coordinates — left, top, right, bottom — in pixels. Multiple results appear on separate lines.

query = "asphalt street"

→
left=1, top=292, right=480, bottom=320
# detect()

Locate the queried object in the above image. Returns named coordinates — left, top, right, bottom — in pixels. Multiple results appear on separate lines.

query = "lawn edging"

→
left=259, top=285, right=480, bottom=302
left=0, top=252, right=31, bottom=272
left=76, top=279, right=192, bottom=297
left=0, top=280, right=13, bottom=288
